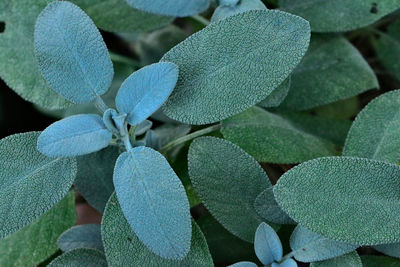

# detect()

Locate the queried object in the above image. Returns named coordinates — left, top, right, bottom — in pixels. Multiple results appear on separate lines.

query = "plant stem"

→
left=191, top=15, right=210, bottom=26
left=94, top=96, right=108, bottom=113
left=160, top=124, right=221, bottom=153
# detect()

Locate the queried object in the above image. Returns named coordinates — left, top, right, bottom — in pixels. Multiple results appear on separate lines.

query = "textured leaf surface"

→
left=230, top=262, right=258, bottom=267
left=48, top=248, right=107, bottom=267
left=58, top=224, right=103, bottom=252
left=314, top=97, right=360, bottom=120
left=188, top=137, right=271, bottom=242
left=254, top=222, right=282, bottom=265
left=116, top=62, right=178, bottom=125
left=161, top=10, right=310, bottom=124
left=221, top=107, right=338, bottom=163
left=361, top=255, right=400, bottom=267
left=113, top=146, right=191, bottom=259
left=279, top=0, right=400, bottom=32
left=102, top=193, right=213, bottom=266
left=0, top=132, right=76, bottom=239
left=0, top=192, right=75, bottom=267
left=280, top=35, right=378, bottom=110
left=34, top=1, right=114, bottom=103
left=289, top=225, right=357, bottom=262
left=274, top=157, right=400, bottom=245
left=211, top=0, right=266, bottom=22
left=0, top=0, right=71, bottom=109
left=310, top=251, right=362, bottom=267
left=272, top=258, right=297, bottom=267
left=125, top=0, right=210, bottom=17
left=258, top=78, right=291, bottom=108
left=38, top=114, right=112, bottom=157
left=374, top=243, right=400, bottom=259
left=343, top=90, right=400, bottom=164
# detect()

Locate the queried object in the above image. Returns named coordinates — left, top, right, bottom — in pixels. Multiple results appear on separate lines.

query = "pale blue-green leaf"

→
left=343, top=90, right=400, bottom=164
left=211, top=0, right=266, bottom=22
left=161, top=10, right=310, bottom=125
left=134, top=120, right=153, bottom=136
left=289, top=225, right=357, bottom=262
left=310, top=251, right=362, bottom=267
left=58, top=224, right=103, bottom=252
left=272, top=258, right=298, bottom=267
left=220, top=0, right=240, bottom=6
left=102, top=108, right=120, bottom=135
left=48, top=248, right=107, bottom=267
left=116, top=62, right=178, bottom=125
left=102, top=193, right=213, bottom=266
left=374, top=243, right=400, bottom=259
left=258, top=78, right=291, bottom=108
left=188, top=137, right=272, bottom=242
left=274, top=157, right=400, bottom=245
left=229, top=262, right=258, bottom=267
left=254, top=222, right=282, bottom=265
left=38, top=114, right=112, bottom=157
left=361, top=255, right=400, bottom=267
left=113, top=146, right=191, bottom=259
left=124, top=0, right=210, bottom=17
left=0, top=132, right=76, bottom=239
left=34, top=1, right=114, bottom=103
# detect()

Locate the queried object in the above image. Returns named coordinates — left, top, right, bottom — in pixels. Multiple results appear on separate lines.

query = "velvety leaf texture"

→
left=310, top=251, right=362, bottom=267
left=161, top=10, right=310, bottom=124
left=258, top=78, right=291, bottom=108
left=343, top=90, right=400, bottom=164
left=34, top=1, right=114, bottom=103
left=58, top=224, right=103, bottom=252
left=254, top=222, right=282, bottom=265
left=116, top=62, right=179, bottom=125
left=48, top=248, right=107, bottom=267
left=272, top=258, right=297, bottom=267
left=188, top=137, right=272, bottom=242
left=102, top=193, right=213, bottom=266
left=113, top=146, right=191, bottom=259
left=211, top=0, right=266, bottom=22
left=0, top=192, right=76, bottom=267
left=280, top=35, right=378, bottom=110
left=0, top=132, right=76, bottom=239
left=221, top=107, right=338, bottom=164
left=230, top=262, right=258, bottom=267
left=38, top=114, right=112, bottom=157
left=361, top=255, right=400, bottom=267
left=374, top=243, right=400, bottom=259
left=279, top=0, right=400, bottom=32
left=124, top=0, right=210, bottom=17
left=274, top=157, right=400, bottom=245
left=0, top=0, right=71, bottom=109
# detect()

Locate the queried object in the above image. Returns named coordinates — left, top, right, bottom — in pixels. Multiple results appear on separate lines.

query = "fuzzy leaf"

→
left=0, top=132, right=76, bottom=239
left=280, top=35, right=378, bottom=110
left=343, top=90, right=400, bottom=164
left=38, top=114, right=112, bottom=157
left=161, top=10, right=310, bottom=124
left=274, top=156, right=400, bottom=245
left=188, top=137, right=272, bottom=242
left=279, top=0, right=400, bottom=32
left=113, top=147, right=191, bottom=259
left=48, top=248, right=107, bottom=267
left=361, top=255, right=400, bottom=267
left=272, top=259, right=297, bottom=267
left=258, top=78, right=291, bottom=108
left=374, top=243, right=400, bottom=259
left=310, top=251, right=362, bottom=267
left=34, top=1, right=114, bottom=103
left=0, top=192, right=75, bottom=266
left=58, top=224, right=103, bottom=252
left=124, top=0, right=210, bottom=17
left=211, top=0, right=266, bottom=22
left=230, top=262, right=258, bottom=267
left=116, top=62, right=179, bottom=125
left=254, top=222, right=282, bottom=265
left=101, top=193, right=213, bottom=266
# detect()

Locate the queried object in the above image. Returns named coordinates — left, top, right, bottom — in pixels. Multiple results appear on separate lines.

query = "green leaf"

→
left=221, top=107, right=339, bottom=164
left=58, top=224, right=103, bottom=252
left=280, top=35, right=378, bottom=110
left=0, top=0, right=71, bottom=109
left=0, top=132, right=76, bottom=239
left=314, top=97, right=360, bottom=120
left=361, top=255, right=400, bottom=267
left=374, top=243, right=400, bottom=259
left=101, top=193, right=214, bottom=266
left=258, top=78, right=291, bottom=108
left=72, top=0, right=173, bottom=33
left=0, top=192, right=76, bottom=267
left=124, top=0, right=210, bottom=17
left=48, top=248, right=107, bottom=267
left=188, top=137, right=272, bottom=242
left=279, top=0, right=400, bottom=32
left=211, top=0, right=267, bottom=22
left=343, top=90, right=400, bottom=164
left=254, top=222, right=283, bottom=265
left=310, top=252, right=362, bottom=267
left=274, top=156, right=400, bottom=245
left=161, top=10, right=310, bottom=124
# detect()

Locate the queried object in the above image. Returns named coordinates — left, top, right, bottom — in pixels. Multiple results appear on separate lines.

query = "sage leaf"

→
left=254, top=222, right=282, bottom=265
left=272, top=258, right=297, bottom=267
left=361, top=255, right=400, bottom=267
left=374, top=243, right=400, bottom=259
left=211, top=0, right=266, bottom=22
left=124, top=0, right=210, bottom=17
left=258, top=78, right=291, bottom=108
left=58, top=224, right=103, bottom=252
left=48, top=248, right=107, bottom=267
left=161, top=10, right=310, bottom=124
left=230, top=262, right=258, bottom=267
left=314, top=97, right=360, bottom=120
left=310, top=251, right=362, bottom=267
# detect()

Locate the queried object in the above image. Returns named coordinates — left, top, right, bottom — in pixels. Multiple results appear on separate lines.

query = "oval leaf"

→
left=34, top=1, right=114, bottom=103
left=272, top=258, right=297, bottom=267
left=254, top=222, right=282, bottom=265
left=230, top=262, right=258, bottom=267
left=161, top=10, right=310, bottom=124
left=113, top=147, right=191, bottom=259
left=58, top=224, right=103, bottom=252
left=211, top=0, right=266, bottom=22
left=124, top=0, right=210, bottom=17
left=48, top=248, right=107, bottom=267
left=310, top=251, right=362, bottom=267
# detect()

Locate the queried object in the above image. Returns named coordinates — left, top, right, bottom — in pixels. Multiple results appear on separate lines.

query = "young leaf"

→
left=279, top=0, right=400, bottom=32
left=48, top=248, right=107, bottom=267
left=116, top=62, right=179, bottom=125
left=124, top=0, right=210, bottom=17
left=230, top=262, right=258, bottom=267
left=58, top=224, right=103, bottom=252
left=254, top=222, right=283, bottom=265
left=289, top=225, right=357, bottom=262
left=34, top=1, right=114, bottom=103
left=258, top=78, right=291, bottom=108
left=113, top=147, right=191, bottom=259
left=310, top=251, right=362, bottom=267
left=188, top=137, right=272, bottom=242
left=211, top=0, right=266, bottom=22
left=272, top=258, right=297, bottom=267
left=38, top=114, right=112, bottom=157
left=0, top=192, right=75, bottom=266
left=374, top=243, right=400, bottom=259
left=343, top=90, right=400, bottom=164
left=0, top=132, right=76, bottom=239
left=161, top=10, right=310, bottom=124
left=274, top=157, right=400, bottom=245
left=101, top=193, right=213, bottom=266
left=280, top=35, right=378, bottom=110
left=361, top=255, right=400, bottom=267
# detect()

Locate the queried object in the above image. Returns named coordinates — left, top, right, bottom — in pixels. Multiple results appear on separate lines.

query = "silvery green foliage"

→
left=124, top=0, right=210, bottom=17
left=254, top=223, right=282, bottom=265
left=230, top=262, right=258, bottom=267
left=374, top=243, right=400, bottom=259
left=162, top=10, right=310, bottom=125
left=258, top=78, right=291, bottom=108
left=272, top=259, right=297, bottom=267
left=212, top=0, right=267, bottom=22
left=57, top=224, right=103, bottom=252
left=310, top=251, right=362, bottom=267
left=48, top=248, right=107, bottom=267
left=361, top=255, right=400, bottom=266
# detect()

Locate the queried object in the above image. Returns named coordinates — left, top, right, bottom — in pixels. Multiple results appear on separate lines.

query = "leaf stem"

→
left=94, top=96, right=108, bottom=113
left=191, top=15, right=210, bottom=26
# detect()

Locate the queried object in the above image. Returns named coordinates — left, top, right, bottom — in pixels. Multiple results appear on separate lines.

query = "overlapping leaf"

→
left=58, top=224, right=103, bottom=252
left=124, top=0, right=210, bottom=17
left=48, top=248, right=107, bottom=267
left=361, top=255, right=400, bottom=267
left=254, top=223, right=282, bottom=265
left=310, top=252, right=362, bottom=267
left=212, top=0, right=266, bottom=22
left=258, top=78, right=291, bottom=108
